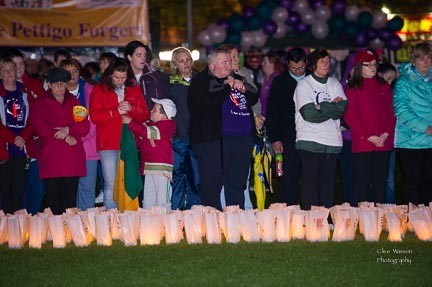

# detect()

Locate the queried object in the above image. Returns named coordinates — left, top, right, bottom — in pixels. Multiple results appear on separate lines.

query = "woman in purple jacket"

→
left=30, top=68, right=89, bottom=215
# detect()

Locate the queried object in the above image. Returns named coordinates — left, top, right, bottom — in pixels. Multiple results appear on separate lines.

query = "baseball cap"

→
left=354, top=50, right=376, bottom=65
left=151, top=98, right=177, bottom=119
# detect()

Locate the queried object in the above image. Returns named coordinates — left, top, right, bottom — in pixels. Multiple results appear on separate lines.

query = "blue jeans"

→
left=99, top=150, right=119, bottom=210
left=25, top=160, right=44, bottom=215
left=171, top=138, right=201, bottom=210
left=77, top=160, right=98, bottom=211
left=386, top=150, right=396, bottom=204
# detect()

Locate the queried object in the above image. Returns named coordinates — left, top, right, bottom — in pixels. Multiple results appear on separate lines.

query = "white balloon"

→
left=209, top=25, right=226, bottom=43
left=273, top=21, right=289, bottom=39
left=252, top=30, right=268, bottom=48
left=369, top=37, right=385, bottom=49
left=345, top=5, right=359, bottom=21
left=311, top=20, right=329, bottom=40
left=271, top=7, right=289, bottom=23
left=293, top=0, right=309, bottom=14
left=198, top=30, right=212, bottom=46
left=315, top=5, right=331, bottom=21
left=241, top=31, right=254, bottom=50
left=373, top=11, right=388, bottom=29
left=302, top=9, right=315, bottom=25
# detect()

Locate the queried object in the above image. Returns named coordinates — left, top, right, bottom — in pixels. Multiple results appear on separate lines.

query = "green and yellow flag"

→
left=113, top=124, right=143, bottom=212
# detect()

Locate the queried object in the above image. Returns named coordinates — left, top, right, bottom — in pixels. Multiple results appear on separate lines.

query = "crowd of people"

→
left=0, top=41, right=431, bottom=216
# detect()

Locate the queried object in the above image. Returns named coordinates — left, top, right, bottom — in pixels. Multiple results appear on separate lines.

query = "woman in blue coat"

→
left=393, top=42, right=432, bottom=205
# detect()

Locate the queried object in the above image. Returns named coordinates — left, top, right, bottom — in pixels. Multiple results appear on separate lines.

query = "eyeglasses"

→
left=51, top=82, right=67, bottom=88
left=289, top=66, right=306, bottom=72
left=362, top=63, right=377, bottom=68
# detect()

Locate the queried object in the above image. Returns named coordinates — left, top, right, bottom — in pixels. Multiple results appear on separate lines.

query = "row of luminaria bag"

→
left=0, top=202, right=431, bottom=249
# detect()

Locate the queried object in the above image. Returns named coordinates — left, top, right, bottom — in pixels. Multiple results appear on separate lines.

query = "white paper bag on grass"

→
left=385, top=212, right=404, bottom=242
left=225, top=211, right=240, bottom=243
left=139, top=213, right=163, bottom=245
left=8, top=216, right=23, bottom=249
left=332, top=208, right=356, bottom=242
left=257, top=209, right=276, bottom=242
left=276, top=208, right=292, bottom=242
left=164, top=213, right=182, bottom=244
left=238, top=210, right=260, bottom=243
left=359, top=208, right=383, bottom=242
left=183, top=211, right=203, bottom=244
left=48, top=215, right=66, bottom=248
left=305, top=208, right=329, bottom=242
left=118, top=213, right=137, bottom=246
left=29, top=215, right=43, bottom=249
left=408, top=208, right=432, bottom=241
left=66, top=214, right=89, bottom=247
left=205, top=212, right=222, bottom=244
left=95, top=213, right=112, bottom=246
left=0, top=216, right=7, bottom=245
left=291, top=210, right=305, bottom=240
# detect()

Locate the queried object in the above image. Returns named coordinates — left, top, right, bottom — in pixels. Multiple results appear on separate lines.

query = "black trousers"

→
left=352, top=150, right=391, bottom=205
left=192, top=136, right=253, bottom=210
left=44, top=177, right=79, bottom=215
left=298, top=150, right=338, bottom=210
left=279, top=139, right=301, bottom=205
left=397, top=148, right=432, bottom=205
left=0, top=157, right=28, bottom=214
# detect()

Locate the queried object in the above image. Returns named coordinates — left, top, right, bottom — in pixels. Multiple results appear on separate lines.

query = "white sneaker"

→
left=95, top=192, right=104, bottom=204
left=329, top=223, right=334, bottom=231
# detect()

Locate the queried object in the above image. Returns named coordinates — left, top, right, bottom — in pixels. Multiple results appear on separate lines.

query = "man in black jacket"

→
left=188, top=47, right=258, bottom=210
left=265, top=48, right=308, bottom=205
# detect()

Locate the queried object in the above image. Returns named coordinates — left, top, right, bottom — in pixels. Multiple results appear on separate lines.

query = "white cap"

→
left=151, top=98, right=177, bottom=119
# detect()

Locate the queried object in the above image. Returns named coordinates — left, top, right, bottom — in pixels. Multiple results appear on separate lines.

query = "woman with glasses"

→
left=30, top=68, right=90, bottom=215
left=393, top=42, right=432, bottom=206
left=344, top=50, right=395, bottom=205
left=293, top=49, right=347, bottom=210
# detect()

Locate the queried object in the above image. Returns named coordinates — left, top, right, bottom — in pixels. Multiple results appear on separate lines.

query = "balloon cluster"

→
left=197, top=0, right=404, bottom=51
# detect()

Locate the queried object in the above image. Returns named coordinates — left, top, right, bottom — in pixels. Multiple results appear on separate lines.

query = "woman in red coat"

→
left=30, top=68, right=90, bottom=215
left=90, top=58, right=149, bottom=209
left=344, top=50, right=395, bottom=205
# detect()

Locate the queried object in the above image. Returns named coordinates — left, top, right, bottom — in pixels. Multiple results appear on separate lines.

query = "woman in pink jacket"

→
left=90, top=58, right=149, bottom=209
left=344, top=50, right=395, bottom=205
left=30, top=68, right=90, bottom=215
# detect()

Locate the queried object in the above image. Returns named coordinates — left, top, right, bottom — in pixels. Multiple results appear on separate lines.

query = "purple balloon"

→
left=387, top=35, right=403, bottom=51
left=243, top=6, right=255, bottom=18
left=310, top=0, right=325, bottom=10
left=217, top=19, right=230, bottom=31
left=295, top=22, right=309, bottom=34
left=365, top=27, right=377, bottom=40
left=377, top=28, right=392, bottom=41
left=280, top=0, right=293, bottom=11
left=263, top=20, right=278, bottom=35
left=331, top=0, right=346, bottom=16
left=354, top=32, right=367, bottom=46
left=286, top=11, right=301, bottom=26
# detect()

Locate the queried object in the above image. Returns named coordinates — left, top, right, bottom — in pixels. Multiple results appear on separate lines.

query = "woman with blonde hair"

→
left=168, top=47, right=201, bottom=210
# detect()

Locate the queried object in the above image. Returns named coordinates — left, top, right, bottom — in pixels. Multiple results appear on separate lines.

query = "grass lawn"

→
left=0, top=231, right=430, bottom=287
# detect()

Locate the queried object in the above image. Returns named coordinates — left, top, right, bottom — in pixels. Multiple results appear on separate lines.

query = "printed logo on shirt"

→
left=230, top=89, right=248, bottom=110
left=5, top=98, right=25, bottom=128
left=314, top=90, right=332, bottom=104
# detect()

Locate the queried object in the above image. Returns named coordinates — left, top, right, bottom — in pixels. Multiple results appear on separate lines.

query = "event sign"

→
left=0, top=0, right=149, bottom=46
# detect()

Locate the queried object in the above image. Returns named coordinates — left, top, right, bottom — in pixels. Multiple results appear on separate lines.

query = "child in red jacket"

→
left=123, top=98, right=176, bottom=210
